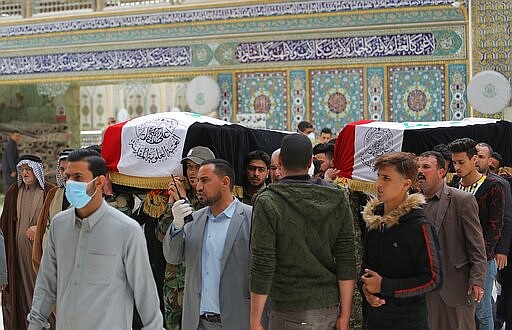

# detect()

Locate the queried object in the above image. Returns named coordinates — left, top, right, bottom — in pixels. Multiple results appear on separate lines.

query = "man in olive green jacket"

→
left=250, top=134, right=356, bottom=330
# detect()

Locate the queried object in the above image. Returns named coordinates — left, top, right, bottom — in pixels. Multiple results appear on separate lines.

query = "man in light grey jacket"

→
left=163, top=159, right=252, bottom=330
left=27, top=149, right=162, bottom=330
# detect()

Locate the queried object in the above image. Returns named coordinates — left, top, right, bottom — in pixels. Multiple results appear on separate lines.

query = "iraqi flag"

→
left=334, top=117, right=511, bottom=183
left=102, top=112, right=285, bottom=189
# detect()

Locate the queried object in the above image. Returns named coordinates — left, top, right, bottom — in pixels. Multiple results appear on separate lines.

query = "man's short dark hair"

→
left=491, top=151, right=503, bottom=167
left=201, top=159, right=235, bottom=190
left=280, top=134, right=312, bottom=171
left=447, top=138, right=477, bottom=158
left=67, top=148, right=106, bottom=178
left=313, top=143, right=334, bottom=160
left=320, top=127, right=332, bottom=135
left=324, top=143, right=334, bottom=160
left=313, top=158, right=322, bottom=176
left=419, top=150, right=445, bottom=170
left=85, top=145, right=102, bottom=154
left=432, top=144, right=451, bottom=162
left=297, top=121, right=313, bottom=133
left=245, top=150, right=270, bottom=169
left=313, top=143, right=327, bottom=156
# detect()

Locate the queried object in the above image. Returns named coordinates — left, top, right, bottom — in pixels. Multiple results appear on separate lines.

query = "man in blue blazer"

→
left=163, top=159, right=252, bottom=330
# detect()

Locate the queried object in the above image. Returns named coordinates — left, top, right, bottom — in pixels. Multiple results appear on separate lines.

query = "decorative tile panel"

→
left=448, top=64, right=467, bottom=120
left=217, top=73, right=234, bottom=122
left=236, top=72, right=287, bottom=131
left=191, top=44, right=214, bottom=67
left=0, top=47, right=191, bottom=75
left=472, top=1, right=512, bottom=75
left=310, top=68, right=364, bottom=134
left=367, top=67, right=385, bottom=121
left=289, top=70, right=307, bottom=131
left=388, top=65, right=446, bottom=122
left=432, top=30, right=464, bottom=56
left=472, top=0, right=512, bottom=118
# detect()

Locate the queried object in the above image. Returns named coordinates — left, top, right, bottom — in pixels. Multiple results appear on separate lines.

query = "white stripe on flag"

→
left=117, top=112, right=228, bottom=177
left=352, top=123, right=404, bottom=182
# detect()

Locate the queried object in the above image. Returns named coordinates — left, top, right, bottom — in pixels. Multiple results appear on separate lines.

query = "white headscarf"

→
left=17, top=158, right=45, bottom=190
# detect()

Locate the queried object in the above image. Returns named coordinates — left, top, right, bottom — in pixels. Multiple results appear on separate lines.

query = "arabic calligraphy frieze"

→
left=0, top=47, right=191, bottom=75
left=0, top=0, right=464, bottom=38
left=0, top=10, right=464, bottom=52
left=236, top=33, right=435, bottom=63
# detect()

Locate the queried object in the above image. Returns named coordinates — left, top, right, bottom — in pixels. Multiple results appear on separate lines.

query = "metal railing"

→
left=34, top=0, right=94, bottom=14
left=0, top=1, right=22, bottom=17
left=0, top=0, right=175, bottom=18
left=105, top=0, right=173, bottom=7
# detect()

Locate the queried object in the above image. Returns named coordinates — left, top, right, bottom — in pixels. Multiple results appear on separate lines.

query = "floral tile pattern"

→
left=236, top=72, right=288, bottom=131
left=310, top=68, right=364, bottom=134
left=388, top=65, right=445, bottom=122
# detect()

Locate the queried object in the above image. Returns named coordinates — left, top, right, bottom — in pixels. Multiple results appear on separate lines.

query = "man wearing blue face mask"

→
left=27, top=149, right=163, bottom=330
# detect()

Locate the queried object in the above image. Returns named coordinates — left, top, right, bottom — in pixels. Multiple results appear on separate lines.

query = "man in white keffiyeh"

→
left=0, top=154, right=55, bottom=330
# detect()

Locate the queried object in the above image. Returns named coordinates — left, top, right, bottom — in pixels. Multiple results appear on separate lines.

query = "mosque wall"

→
left=471, top=1, right=512, bottom=118
left=0, top=0, right=496, bottom=139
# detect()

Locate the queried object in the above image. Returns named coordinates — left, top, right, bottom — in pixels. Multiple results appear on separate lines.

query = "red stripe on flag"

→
left=334, top=119, right=374, bottom=179
left=101, top=121, right=125, bottom=173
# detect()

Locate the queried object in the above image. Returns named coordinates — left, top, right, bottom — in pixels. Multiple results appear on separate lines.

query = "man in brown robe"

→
left=32, top=149, right=73, bottom=272
left=0, top=155, right=55, bottom=330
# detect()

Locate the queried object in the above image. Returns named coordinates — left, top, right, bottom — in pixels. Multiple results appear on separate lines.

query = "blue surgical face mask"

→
left=65, top=177, right=98, bottom=209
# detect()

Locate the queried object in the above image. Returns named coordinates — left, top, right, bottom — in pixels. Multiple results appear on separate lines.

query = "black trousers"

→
left=497, top=264, right=512, bottom=330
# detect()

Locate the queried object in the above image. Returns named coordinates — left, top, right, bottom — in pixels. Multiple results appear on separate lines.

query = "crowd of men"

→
left=0, top=121, right=511, bottom=330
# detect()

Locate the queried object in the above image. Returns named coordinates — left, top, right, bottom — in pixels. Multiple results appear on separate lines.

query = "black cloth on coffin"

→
left=182, top=123, right=286, bottom=186
left=401, top=120, right=512, bottom=167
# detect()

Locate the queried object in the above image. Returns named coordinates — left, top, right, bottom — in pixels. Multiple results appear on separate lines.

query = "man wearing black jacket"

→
left=476, top=142, right=512, bottom=329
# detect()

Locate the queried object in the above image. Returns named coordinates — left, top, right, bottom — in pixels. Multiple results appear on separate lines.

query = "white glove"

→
left=172, top=199, right=193, bottom=230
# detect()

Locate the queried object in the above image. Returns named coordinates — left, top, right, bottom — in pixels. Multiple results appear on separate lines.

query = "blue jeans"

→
left=476, top=259, right=497, bottom=330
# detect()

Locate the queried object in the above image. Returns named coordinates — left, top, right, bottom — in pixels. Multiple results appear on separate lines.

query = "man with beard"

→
left=313, top=143, right=339, bottom=181
left=448, top=138, right=506, bottom=330
left=269, top=149, right=282, bottom=184
left=0, top=155, right=55, bottom=330
left=28, top=149, right=162, bottom=329
left=251, top=134, right=355, bottom=330
left=475, top=143, right=512, bottom=329
left=163, top=159, right=253, bottom=330
left=159, top=146, right=215, bottom=328
left=32, top=148, right=74, bottom=272
left=240, top=150, right=270, bottom=205
left=418, top=151, right=487, bottom=329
